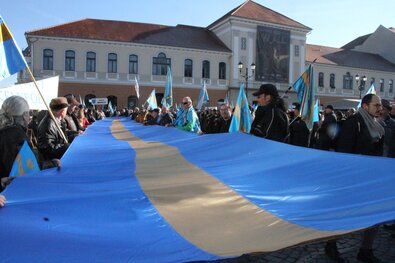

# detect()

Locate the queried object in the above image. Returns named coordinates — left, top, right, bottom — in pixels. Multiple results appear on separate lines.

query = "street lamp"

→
left=355, top=74, right=367, bottom=99
left=238, top=62, right=256, bottom=98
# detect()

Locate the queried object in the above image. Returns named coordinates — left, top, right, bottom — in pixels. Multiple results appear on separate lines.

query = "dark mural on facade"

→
left=256, top=26, right=290, bottom=83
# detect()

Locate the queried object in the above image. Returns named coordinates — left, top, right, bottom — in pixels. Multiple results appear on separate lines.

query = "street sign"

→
left=89, top=98, right=108, bottom=105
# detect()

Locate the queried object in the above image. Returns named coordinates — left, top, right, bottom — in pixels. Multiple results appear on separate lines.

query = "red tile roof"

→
left=208, top=0, right=311, bottom=31
left=26, top=19, right=231, bottom=52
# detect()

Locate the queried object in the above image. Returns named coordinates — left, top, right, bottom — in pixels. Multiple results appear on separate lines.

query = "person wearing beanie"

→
left=250, top=84, right=289, bottom=142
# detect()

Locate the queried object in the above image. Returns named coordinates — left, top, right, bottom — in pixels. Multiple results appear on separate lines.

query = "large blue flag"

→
left=1, top=119, right=395, bottom=262
left=9, top=140, right=40, bottom=176
left=146, top=89, right=157, bottom=109
left=229, top=83, right=252, bottom=133
left=196, top=80, right=209, bottom=111
left=161, top=66, right=173, bottom=108
left=293, top=64, right=315, bottom=129
left=0, top=16, right=27, bottom=81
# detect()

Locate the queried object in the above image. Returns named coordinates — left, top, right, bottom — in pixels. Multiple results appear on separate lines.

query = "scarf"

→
left=358, top=108, right=385, bottom=142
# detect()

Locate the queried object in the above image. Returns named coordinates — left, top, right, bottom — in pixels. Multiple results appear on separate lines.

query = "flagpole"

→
left=25, top=66, right=69, bottom=144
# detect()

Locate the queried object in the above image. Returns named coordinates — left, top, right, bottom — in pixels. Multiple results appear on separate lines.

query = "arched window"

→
left=330, top=73, right=335, bottom=89
left=153, top=53, right=171, bottom=75
left=108, top=53, right=117, bottom=73
left=184, top=59, right=193, bottom=77
left=318, top=72, right=324, bottom=87
left=65, top=50, right=75, bottom=71
left=219, top=62, right=226, bottom=80
left=202, top=60, right=210, bottom=79
left=129, top=55, right=138, bottom=74
left=43, top=49, right=53, bottom=70
left=128, top=95, right=138, bottom=108
left=107, top=95, right=117, bottom=107
left=86, top=52, right=96, bottom=72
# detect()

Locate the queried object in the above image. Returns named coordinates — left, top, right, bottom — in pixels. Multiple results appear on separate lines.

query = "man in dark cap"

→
left=250, top=84, right=289, bottom=142
left=37, top=97, right=70, bottom=161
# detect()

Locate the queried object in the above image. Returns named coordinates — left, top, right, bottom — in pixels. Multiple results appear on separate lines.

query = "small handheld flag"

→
left=229, top=83, right=252, bottom=133
left=161, top=66, right=173, bottom=108
left=196, top=81, right=209, bottom=111
left=9, top=140, right=40, bottom=176
left=134, top=76, right=140, bottom=99
left=146, top=89, right=158, bottom=109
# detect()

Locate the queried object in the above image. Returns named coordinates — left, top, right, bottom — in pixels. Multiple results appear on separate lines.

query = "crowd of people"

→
left=1, top=84, right=394, bottom=262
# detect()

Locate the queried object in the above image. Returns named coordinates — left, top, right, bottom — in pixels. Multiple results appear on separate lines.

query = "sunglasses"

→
left=182, top=102, right=189, bottom=105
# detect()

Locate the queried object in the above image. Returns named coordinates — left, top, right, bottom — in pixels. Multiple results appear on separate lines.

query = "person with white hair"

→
left=0, top=96, right=31, bottom=194
left=0, top=96, right=61, bottom=201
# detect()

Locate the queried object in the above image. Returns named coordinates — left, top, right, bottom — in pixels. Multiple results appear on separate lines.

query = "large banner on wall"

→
left=256, top=26, right=290, bottom=83
left=0, top=76, right=59, bottom=110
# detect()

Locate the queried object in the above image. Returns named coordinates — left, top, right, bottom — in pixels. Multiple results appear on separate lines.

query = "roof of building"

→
left=25, top=19, right=231, bottom=53
left=306, top=44, right=395, bottom=72
left=208, top=0, right=311, bottom=31
left=341, top=33, right=372, bottom=50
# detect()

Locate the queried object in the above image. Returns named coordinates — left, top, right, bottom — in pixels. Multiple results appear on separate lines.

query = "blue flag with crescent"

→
left=9, top=140, right=40, bottom=176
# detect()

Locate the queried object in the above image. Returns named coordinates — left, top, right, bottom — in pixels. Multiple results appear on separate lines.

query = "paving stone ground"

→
left=203, top=226, right=395, bottom=263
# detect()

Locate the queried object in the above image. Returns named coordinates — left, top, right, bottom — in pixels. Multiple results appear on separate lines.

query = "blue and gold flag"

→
left=293, top=64, right=315, bottom=129
left=229, top=83, right=252, bottom=133
left=0, top=16, right=27, bottom=81
left=146, top=89, right=158, bottom=109
left=161, top=66, right=173, bottom=108
left=9, top=140, right=40, bottom=176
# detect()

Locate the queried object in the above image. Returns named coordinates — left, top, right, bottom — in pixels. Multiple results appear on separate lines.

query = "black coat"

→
left=158, top=113, right=174, bottom=126
left=289, top=117, right=309, bottom=147
left=336, top=113, right=383, bottom=156
left=0, top=125, right=26, bottom=180
left=37, top=114, right=69, bottom=161
left=251, top=103, right=289, bottom=142
left=316, top=112, right=337, bottom=150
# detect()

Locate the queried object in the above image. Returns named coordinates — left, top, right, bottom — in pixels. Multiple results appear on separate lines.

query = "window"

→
left=330, top=73, right=335, bottom=88
left=184, top=59, right=192, bottom=77
left=86, top=52, right=96, bottom=72
left=108, top=53, right=117, bottom=73
left=241, top=37, right=247, bottom=50
left=152, top=53, right=171, bottom=75
left=295, top=45, right=300, bottom=57
left=65, top=50, right=75, bottom=71
left=43, top=49, right=53, bottom=70
left=129, top=54, right=138, bottom=74
left=389, top=79, right=393, bottom=93
left=380, top=78, right=384, bottom=92
left=318, top=72, right=324, bottom=87
left=202, top=60, right=210, bottom=79
left=219, top=62, right=226, bottom=80
left=343, top=72, right=353, bottom=89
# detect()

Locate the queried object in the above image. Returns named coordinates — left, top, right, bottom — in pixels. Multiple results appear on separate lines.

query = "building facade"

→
left=20, top=1, right=310, bottom=108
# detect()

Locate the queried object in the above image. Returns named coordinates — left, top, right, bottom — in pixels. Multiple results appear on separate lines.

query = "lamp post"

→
left=355, top=74, right=367, bottom=99
left=238, top=62, right=256, bottom=99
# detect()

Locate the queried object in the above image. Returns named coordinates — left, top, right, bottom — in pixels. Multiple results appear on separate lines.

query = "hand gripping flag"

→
left=9, top=140, right=40, bottom=176
left=146, top=89, right=158, bottom=109
left=292, top=64, right=315, bottom=130
left=196, top=80, right=209, bottom=111
left=0, top=16, right=27, bottom=81
left=229, top=83, right=252, bottom=133
left=161, top=66, right=173, bottom=108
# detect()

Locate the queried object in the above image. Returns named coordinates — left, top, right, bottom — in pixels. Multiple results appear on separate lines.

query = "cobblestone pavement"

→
left=203, top=226, right=395, bottom=263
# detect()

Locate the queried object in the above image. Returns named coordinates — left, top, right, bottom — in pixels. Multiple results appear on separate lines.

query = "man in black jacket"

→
left=37, top=97, right=70, bottom=161
left=326, top=94, right=384, bottom=263
left=250, top=84, right=289, bottom=142
left=289, top=103, right=309, bottom=147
